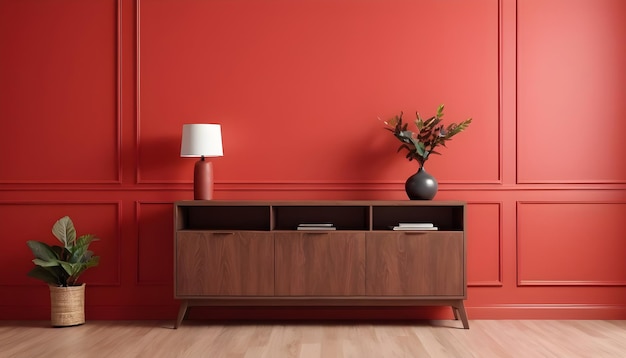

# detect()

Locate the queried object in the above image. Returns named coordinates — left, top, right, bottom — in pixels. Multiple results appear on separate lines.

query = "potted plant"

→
left=26, top=216, right=100, bottom=327
left=384, top=104, right=472, bottom=199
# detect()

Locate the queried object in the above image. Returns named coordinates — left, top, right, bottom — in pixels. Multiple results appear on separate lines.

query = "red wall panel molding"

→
left=136, top=201, right=174, bottom=285
left=517, top=201, right=626, bottom=286
left=469, top=304, right=626, bottom=320
left=467, top=202, right=503, bottom=287
left=136, top=0, right=501, bottom=186
left=0, top=0, right=122, bottom=184
left=517, top=0, right=626, bottom=184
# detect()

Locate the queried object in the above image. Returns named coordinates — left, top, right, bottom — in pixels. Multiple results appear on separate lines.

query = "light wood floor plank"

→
left=1, top=320, right=626, bottom=357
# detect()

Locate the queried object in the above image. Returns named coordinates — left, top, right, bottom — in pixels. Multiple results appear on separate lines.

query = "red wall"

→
left=1, top=0, right=625, bottom=321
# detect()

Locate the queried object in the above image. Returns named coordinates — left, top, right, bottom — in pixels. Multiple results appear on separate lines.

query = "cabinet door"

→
left=366, top=232, right=465, bottom=296
left=175, top=231, right=274, bottom=296
left=275, top=232, right=366, bottom=296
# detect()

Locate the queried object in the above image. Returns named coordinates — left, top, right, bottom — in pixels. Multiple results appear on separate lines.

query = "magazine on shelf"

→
left=297, top=227, right=337, bottom=230
left=297, top=223, right=336, bottom=230
left=397, top=223, right=434, bottom=228
left=391, top=226, right=438, bottom=231
left=297, top=223, right=334, bottom=227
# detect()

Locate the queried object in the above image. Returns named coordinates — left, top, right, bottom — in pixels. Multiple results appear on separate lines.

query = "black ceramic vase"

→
left=405, top=166, right=438, bottom=200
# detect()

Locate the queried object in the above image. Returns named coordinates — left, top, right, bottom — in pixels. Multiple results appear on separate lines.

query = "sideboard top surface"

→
left=175, top=200, right=466, bottom=207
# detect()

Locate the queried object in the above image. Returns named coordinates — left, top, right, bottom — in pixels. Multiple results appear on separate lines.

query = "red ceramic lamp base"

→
left=193, top=158, right=213, bottom=200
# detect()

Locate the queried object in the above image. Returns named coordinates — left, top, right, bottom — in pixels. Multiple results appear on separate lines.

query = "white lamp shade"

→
left=180, top=124, right=223, bottom=157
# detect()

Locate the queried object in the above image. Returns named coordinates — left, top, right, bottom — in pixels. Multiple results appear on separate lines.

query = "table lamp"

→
left=180, top=124, right=223, bottom=200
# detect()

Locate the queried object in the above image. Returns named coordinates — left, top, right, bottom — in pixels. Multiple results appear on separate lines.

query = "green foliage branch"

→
left=384, top=104, right=472, bottom=167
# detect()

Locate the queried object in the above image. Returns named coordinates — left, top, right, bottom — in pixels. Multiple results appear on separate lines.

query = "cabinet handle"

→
left=213, top=232, right=235, bottom=235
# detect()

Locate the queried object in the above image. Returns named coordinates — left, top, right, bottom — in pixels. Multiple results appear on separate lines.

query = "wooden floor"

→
left=1, top=320, right=625, bottom=357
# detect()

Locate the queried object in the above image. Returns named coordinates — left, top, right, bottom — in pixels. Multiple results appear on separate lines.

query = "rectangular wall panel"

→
left=517, top=0, right=626, bottom=183
left=0, top=0, right=120, bottom=183
left=137, top=202, right=174, bottom=285
left=518, top=202, right=626, bottom=285
left=137, top=0, right=500, bottom=185
left=467, top=202, right=502, bottom=286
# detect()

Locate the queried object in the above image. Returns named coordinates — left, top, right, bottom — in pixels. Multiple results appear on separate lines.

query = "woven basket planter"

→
left=49, top=284, right=85, bottom=327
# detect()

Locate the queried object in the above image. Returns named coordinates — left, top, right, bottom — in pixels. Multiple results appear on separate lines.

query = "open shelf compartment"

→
left=272, top=205, right=370, bottom=230
left=178, top=205, right=271, bottom=231
left=372, top=205, right=464, bottom=231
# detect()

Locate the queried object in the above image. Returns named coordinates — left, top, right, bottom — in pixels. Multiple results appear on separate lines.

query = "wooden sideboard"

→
left=174, top=200, right=468, bottom=328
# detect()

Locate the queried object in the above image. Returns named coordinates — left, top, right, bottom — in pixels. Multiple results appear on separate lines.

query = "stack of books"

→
left=297, top=223, right=336, bottom=230
left=390, top=223, right=438, bottom=231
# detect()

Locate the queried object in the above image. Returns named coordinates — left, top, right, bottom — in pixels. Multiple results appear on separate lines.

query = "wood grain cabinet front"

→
left=365, top=232, right=464, bottom=297
left=274, top=232, right=366, bottom=296
left=175, top=231, right=274, bottom=297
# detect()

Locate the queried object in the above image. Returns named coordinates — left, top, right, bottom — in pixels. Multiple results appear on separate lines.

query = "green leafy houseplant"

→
left=384, top=104, right=472, bottom=167
left=27, top=216, right=99, bottom=287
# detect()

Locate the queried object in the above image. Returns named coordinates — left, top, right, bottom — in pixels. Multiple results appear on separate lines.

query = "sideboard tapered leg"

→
left=452, top=300, right=469, bottom=329
left=175, top=300, right=189, bottom=329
